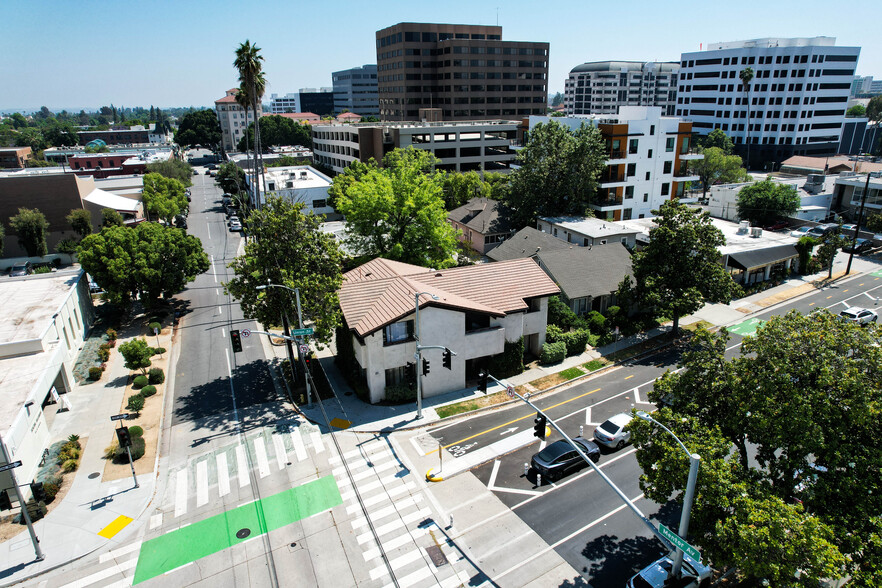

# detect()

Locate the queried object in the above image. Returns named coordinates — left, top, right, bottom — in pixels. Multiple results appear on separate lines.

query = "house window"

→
left=383, top=320, right=413, bottom=345
left=665, top=137, right=675, bottom=152
left=645, top=171, right=651, bottom=181
left=644, top=193, right=649, bottom=202
left=629, top=139, right=639, bottom=154
left=647, top=149, right=653, bottom=158
left=663, top=161, right=673, bottom=174
left=599, top=239, right=607, bottom=245
left=627, top=163, right=636, bottom=177
left=623, top=208, right=632, bottom=220
left=649, top=125, right=655, bottom=135
left=625, top=186, right=634, bottom=199
left=312, top=199, right=327, bottom=208
left=465, top=312, right=490, bottom=333
left=661, top=183, right=670, bottom=196
left=385, top=365, right=411, bottom=387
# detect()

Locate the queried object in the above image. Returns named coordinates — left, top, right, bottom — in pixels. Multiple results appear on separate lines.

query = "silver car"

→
left=839, top=307, right=878, bottom=325
left=627, top=552, right=711, bottom=588
left=593, top=413, right=633, bottom=449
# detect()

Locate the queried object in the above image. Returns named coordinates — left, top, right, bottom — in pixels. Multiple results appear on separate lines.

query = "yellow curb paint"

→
left=426, top=469, right=443, bottom=482
left=98, top=515, right=133, bottom=539
left=329, top=418, right=352, bottom=430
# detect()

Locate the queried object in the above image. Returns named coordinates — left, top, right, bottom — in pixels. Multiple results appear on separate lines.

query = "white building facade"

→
left=215, top=88, right=261, bottom=153
left=245, top=165, right=335, bottom=215
left=564, top=61, right=679, bottom=116
left=678, top=37, right=860, bottom=165
left=269, top=93, right=301, bottom=114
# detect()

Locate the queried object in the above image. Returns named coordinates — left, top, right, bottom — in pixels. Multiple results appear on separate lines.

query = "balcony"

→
left=678, top=147, right=703, bottom=161
left=599, top=171, right=627, bottom=188
left=607, top=149, right=627, bottom=163
left=463, top=326, right=504, bottom=357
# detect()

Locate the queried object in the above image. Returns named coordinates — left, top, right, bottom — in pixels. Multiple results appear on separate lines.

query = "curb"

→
left=425, top=468, right=443, bottom=483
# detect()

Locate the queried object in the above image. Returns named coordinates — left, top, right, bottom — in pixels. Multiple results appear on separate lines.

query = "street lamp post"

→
left=414, top=291, right=439, bottom=420
left=256, top=284, right=310, bottom=406
left=635, top=411, right=700, bottom=579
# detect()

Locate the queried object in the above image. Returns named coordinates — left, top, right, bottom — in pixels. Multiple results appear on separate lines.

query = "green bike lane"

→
left=132, top=475, right=341, bottom=584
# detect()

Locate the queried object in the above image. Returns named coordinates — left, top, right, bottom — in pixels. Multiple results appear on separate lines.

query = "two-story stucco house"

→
left=338, top=257, right=560, bottom=404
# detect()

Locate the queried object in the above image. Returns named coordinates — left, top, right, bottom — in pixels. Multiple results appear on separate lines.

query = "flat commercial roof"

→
left=0, top=272, right=81, bottom=346
left=0, top=348, right=58, bottom=434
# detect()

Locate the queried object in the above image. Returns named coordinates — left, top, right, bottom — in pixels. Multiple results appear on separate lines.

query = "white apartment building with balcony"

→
left=678, top=37, right=860, bottom=167
left=530, top=106, right=702, bottom=221
left=215, top=88, right=261, bottom=152
left=312, top=120, right=519, bottom=174
left=564, top=61, right=679, bottom=116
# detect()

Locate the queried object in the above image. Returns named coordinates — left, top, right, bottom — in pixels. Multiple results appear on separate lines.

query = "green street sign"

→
left=658, top=523, right=700, bottom=561
left=290, top=328, right=314, bottom=337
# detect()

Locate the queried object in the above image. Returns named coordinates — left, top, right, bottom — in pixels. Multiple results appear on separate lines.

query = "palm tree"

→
left=234, top=40, right=265, bottom=209
left=234, top=87, right=255, bottom=209
left=739, top=66, right=754, bottom=171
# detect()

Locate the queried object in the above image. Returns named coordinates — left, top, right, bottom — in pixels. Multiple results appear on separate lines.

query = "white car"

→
left=593, top=413, right=633, bottom=449
left=839, top=307, right=878, bottom=325
left=229, top=220, right=242, bottom=232
left=790, top=226, right=811, bottom=238
left=627, top=552, right=712, bottom=588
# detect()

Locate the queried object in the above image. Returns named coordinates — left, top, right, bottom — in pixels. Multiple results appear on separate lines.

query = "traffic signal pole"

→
left=0, top=435, right=44, bottom=561
left=482, top=372, right=677, bottom=553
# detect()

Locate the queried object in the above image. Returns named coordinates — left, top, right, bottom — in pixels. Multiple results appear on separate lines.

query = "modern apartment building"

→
left=678, top=37, right=860, bottom=167
left=269, top=89, right=335, bottom=116
left=269, top=93, right=300, bottom=114
left=312, top=119, right=519, bottom=174
left=851, top=75, right=875, bottom=97
left=333, top=65, right=379, bottom=116
left=375, top=22, right=549, bottom=121
left=563, top=61, right=679, bottom=116
left=215, top=88, right=261, bottom=152
left=529, top=106, right=702, bottom=221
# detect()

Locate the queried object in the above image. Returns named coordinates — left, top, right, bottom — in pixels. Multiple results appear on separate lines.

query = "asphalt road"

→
left=428, top=265, right=882, bottom=586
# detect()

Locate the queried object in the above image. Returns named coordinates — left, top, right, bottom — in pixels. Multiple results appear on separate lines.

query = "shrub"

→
left=545, top=324, right=563, bottom=343
left=384, top=384, right=416, bottom=404
left=556, top=329, right=591, bottom=356
left=100, top=362, right=107, bottom=371
left=148, top=367, right=165, bottom=384
left=104, top=443, right=118, bottom=459
left=585, top=311, right=607, bottom=335
left=140, top=385, right=157, bottom=397
left=42, top=481, right=60, bottom=502
left=132, top=375, right=148, bottom=389
left=541, top=341, right=566, bottom=365
left=97, top=347, right=110, bottom=362
left=115, top=435, right=146, bottom=462
left=128, top=425, right=144, bottom=437
left=148, top=321, right=162, bottom=335
left=58, top=447, right=80, bottom=463
left=488, top=337, right=525, bottom=378
left=126, top=394, right=144, bottom=412
left=106, top=328, right=118, bottom=341
left=548, top=295, right=578, bottom=329
left=34, top=266, right=52, bottom=274
left=23, top=499, right=47, bottom=523
left=99, top=342, right=111, bottom=351
left=151, top=347, right=166, bottom=356
left=88, top=366, right=102, bottom=381
left=107, top=339, right=116, bottom=348
left=66, top=434, right=81, bottom=448
left=62, top=459, right=78, bottom=473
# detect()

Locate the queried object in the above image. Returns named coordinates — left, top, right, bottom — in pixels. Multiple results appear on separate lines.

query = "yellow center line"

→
left=427, top=388, right=603, bottom=455
left=859, top=283, right=865, bottom=286
left=826, top=295, right=833, bottom=299
left=843, top=289, right=849, bottom=292
left=809, top=302, right=816, bottom=306
left=624, top=375, right=634, bottom=380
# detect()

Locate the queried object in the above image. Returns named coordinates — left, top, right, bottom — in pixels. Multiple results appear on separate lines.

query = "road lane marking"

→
left=253, top=436, right=271, bottom=478
left=345, top=482, right=415, bottom=515
left=387, top=564, right=433, bottom=588
left=289, top=427, right=308, bottom=461
left=235, top=445, right=249, bottom=487
left=310, top=431, right=325, bottom=454
left=351, top=496, right=423, bottom=529
left=59, top=557, right=138, bottom=588
left=216, top=452, right=230, bottom=497
left=99, top=539, right=142, bottom=563
left=370, top=549, right=424, bottom=580
left=206, top=223, right=211, bottom=239
left=273, top=433, right=288, bottom=470
left=488, top=460, right=501, bottom=488
left=356, top=508, right=432, bottom=545
left=97, top=515, right=133, bottom=539
left=624, top=374, right=634, bottom=380
left=174, top=469, right=187, bottom=518
left=363, top=527, right=429, bottom=561
left=210, top=255, right=217, bottom=283
left=585, top=407, right=591, bottom=424
left=196, top=460, right=209, bottom=507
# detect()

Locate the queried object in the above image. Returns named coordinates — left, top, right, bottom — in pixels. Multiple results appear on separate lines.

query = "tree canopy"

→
left=9, top=207, right=49, bottom=257
left=174, top=109, right=222, bottom=149
left=690, top=146, right=751, bottom=198
left=624, top=200, right=740, bottom=333
left=146, top=160, right=193, bottom=188
left=225, top=195, right=343, bottom=345
left=441, top=170, right=508, bottom=210
left=505, top=121, right=607, bottom=227
left=846, top=104, right=867, bottom=118
left=101, top=208, right=124, bottom=228
left=236, top=115, right=312, bottom=152
left=640, top=312, right=882, bottom=584
left=697, top=129, right=734, bottom=154
left=216, top=162, right=246, bottom=196
left=736, top=178, right=800, bottom=226
left=141, top=173, right=187, bottom=223
left=334, top=148, right=459, bottom=268
left=66, top=208, right=93, bottom=239
left=867, top=95, right=882, bottom=123
left=118, top=338, right=153, bottom=374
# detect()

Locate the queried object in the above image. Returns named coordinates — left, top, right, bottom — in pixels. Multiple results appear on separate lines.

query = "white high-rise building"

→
left=679, top=37, right=860, bottom=167
left=269, top=93, right=301, bottom=114
left=215, top=88, right=261, bottom=153
left=564, top=61, right=679, bottom=116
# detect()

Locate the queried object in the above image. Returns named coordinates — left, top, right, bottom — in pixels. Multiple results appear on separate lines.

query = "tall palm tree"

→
left=739, top=66, right=754, bottom=171
left=234, top=87, right=255, bottom=210
left=234, top=40, right=265, bottom=209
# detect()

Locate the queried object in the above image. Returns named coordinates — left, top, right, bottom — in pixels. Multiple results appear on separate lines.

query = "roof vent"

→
left=435, top=272, right=443, bottom=277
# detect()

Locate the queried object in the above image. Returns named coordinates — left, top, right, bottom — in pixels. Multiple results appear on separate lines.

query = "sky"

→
left=1, top=0, right=880, bottom=113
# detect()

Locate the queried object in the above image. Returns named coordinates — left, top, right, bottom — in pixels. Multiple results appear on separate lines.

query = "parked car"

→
left=807, top=223, right=839, bottom=238
left=204, top=169, right=211, bottom=175
left=174, top=215, right=188, bottom=229
left=790, top=226, right=812, bottom=239
left=843, top=238, right=873, bottom=254
left=839, top=306, right=878, bottom=325
left=229, top=219, right=242, bottom=232
left=593, top=413, right=633, bottom=449
left=626, top=552, right=712, bottom=588
left=89, top=281, right=103, bottom=293
left=764, top=220, right=789, bottom=231
left=192, top=168, right=198, bottom=176
left=9, top=261, right=32, bottom=276
left=841, top=223, right=857, bottom=233
left=530, top=437, right=599, bottom=482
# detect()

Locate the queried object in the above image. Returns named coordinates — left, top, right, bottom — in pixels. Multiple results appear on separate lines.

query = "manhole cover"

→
left=426, top=545, right=448, bottom=567
left=236, top=528, right=251, bottom=539
left=88, top=472, right=100, bottom=479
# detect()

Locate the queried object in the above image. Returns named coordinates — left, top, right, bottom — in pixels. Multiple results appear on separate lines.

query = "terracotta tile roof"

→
left=339, top=258, right=559, bottom=337
left=215, top=95, right=240, bottom=104
left=780, top=155, right=882, bottom=174
left=337, top=112, right=362, bottom=120
left=271, top=112, right=320, bottom=121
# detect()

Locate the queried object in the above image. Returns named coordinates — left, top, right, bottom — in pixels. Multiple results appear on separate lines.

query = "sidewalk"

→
left=0, top=313, right=172, bottom=586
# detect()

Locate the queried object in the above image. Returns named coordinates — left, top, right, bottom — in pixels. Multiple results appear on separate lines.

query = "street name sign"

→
left=110, top=413, right=129, bottom=421
left=658, top=524, right=700, bottom=560
left=0, top=461, right=23, bottom=473
left=290, top=328, right=314, bottom=337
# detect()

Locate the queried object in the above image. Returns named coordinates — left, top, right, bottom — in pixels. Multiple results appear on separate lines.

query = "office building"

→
left=564, top=61, right=679, bottom=115
left=215, top=88, right=261, bottom=152
left=851, top=75, right=874, bottom=97
left=269, top=93, right=301, bottom=114
left=299, top=88, right=335, bottom=116
left=375, top=22, right=549, bottom=121
left=333, top=65, right=379, bottom=116
left=678, top=37, right=860, bottom=166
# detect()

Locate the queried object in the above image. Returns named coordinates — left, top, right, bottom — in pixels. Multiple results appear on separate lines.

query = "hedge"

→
left=557, top=329, right=591, bottom=356
left=541, top=341, right=566, bottom=365
left=132, top=375, right=148, bottom=389
left=488, top=337, right=525, bottom=378
left=141, top=385, right=157, bottom=397
left=384, top=384, right=416, bottom=404
left=114, top=435, right=146, bottom=463
left=148, top=367, right=165, bottom=384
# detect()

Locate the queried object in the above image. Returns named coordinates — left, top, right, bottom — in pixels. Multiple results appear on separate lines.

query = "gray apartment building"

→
left=376, top=22, right=549, bottom=121
left=564, top=61, right=679, bottom=116
left=333, top=65, right=379, bottom=116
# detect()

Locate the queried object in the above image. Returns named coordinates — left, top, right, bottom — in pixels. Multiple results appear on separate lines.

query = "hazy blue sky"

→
left=2, top=0, right=879, bottom=112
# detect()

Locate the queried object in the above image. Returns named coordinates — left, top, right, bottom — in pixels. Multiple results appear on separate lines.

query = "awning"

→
left=726, top=244, right=798, bottom=271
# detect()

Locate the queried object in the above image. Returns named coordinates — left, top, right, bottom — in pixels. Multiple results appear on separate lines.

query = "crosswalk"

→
left=330, top=438, right=473, bottom=588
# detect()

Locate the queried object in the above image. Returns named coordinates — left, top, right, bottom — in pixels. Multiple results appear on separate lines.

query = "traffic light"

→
left=303, top=353, right=312, bottom=373
left=30, top=482, right=47, bottom=503
left=533, top=413, right=547, bottom=439
left=0, top=490, right=11, bottom=511
left=478, top=370, right=488, bottom=393
left=116, top=426, right=132, bottom=448
left=405, top=362, right=415, bottom=382
left=422, top=358, right=431, bottom=376
left=442, top=348, right=452, bottom=370
left=230, top=329, right=243, bottom=353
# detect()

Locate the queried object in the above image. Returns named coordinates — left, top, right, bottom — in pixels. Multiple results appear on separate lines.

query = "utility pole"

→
left=846, top=170, right=874, bottom=275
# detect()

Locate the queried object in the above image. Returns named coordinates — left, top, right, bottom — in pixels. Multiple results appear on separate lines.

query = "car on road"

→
left=843, top=238, right=873, bottom=254
left=593, top=413, right=633, bottom=449
left=204, top=169, right=211, bottom=175
left=530, top=437, right=599, bottom=481
left=9, top=261, right=32, bottom=276
left=627, top=552, right=711, bottom=588
left=192, top=168, right=198, bottom=175
left=790, top=226, right=812, bottom=239
left=839, top=306, right=878, bottom=325
left=229, top=219, right=242, bottom=232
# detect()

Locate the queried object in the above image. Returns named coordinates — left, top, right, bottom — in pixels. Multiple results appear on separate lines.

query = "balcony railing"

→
left=608, top=149, right=625, bottom=159
left=600, top=172, right=625, bottom=183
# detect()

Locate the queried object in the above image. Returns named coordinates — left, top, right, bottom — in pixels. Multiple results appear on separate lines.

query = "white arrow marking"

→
left=499, top=427, right=518, bottom=436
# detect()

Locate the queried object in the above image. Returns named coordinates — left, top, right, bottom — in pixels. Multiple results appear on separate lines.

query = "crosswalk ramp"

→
left=162, top=422, right=325, bottom=520
left=331, top=438, right=474, bottom=588
left=43, top=540, right=142, bottom=588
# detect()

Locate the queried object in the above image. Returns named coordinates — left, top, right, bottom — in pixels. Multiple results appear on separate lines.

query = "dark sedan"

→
left=531, top=437, right=600, bottom=482
left=843, top=238, right=873, bottom=254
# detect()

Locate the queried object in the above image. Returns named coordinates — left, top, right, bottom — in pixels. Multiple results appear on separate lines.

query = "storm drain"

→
left=426, top=545, right=448, bottom=568
left=236, top=528, right=251, bottom=539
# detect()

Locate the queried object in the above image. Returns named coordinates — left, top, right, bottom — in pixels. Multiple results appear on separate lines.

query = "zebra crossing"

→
left=330, top=438, right=476, bottom=588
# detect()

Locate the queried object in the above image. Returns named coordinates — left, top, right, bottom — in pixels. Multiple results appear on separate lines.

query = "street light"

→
left=256, top=283, right=310, bottom=405
left=414, top=291, right=440, bottom=420
left=635, top=410, right=701, bottom=580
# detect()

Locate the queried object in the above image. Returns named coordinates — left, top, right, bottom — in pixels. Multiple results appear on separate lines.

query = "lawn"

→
left=582, top=359, right=608, bottom=372
left=559, top=366, right=586, bottom=380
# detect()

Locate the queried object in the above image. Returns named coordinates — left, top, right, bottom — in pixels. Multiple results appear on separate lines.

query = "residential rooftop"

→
left=538, top=216, right=637, bottom=239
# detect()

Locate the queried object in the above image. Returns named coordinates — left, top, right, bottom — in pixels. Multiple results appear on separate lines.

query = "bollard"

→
left=537, top=473, right=542, bottom=487
left=448, top=514, right=454, bottom=529
left=580, top=425, right=584, bottom=437
left=524, top=462, right=529, bottom=477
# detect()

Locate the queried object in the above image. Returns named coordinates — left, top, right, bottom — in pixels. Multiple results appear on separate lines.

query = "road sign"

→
left=110, top=413, right=129, bottom=421
left=506, top=385, right=515, bottom=398
left=241, top=329, right=251, bottom=338
left=658, top=523, right=700, bottom=560
left=299, top=344, right=309, bottom=355
left=0, top=461, right=23, bottom=473
left=290, top=327, right=314, bottom=337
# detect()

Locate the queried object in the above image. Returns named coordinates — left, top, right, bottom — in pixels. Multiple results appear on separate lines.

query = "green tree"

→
left=234, top=40, right=266, bottom=206
left=697, top=129, right=734, bottom=154
left=76, top=225, right=140, bottom=304
left=626, top=200, right=740, bottom=334
left=42, top=121, right=79, bottom=147
left=866, top=95, right=882, bottom=123
left=141, top=173, right=187, bottom=223
left=690, top=146, right=751, bottom=199
left=174, top=109, right=222, bottom=149
left=506, top=120, right=607, bottom=226
left=66, top=208, right=93, bottom=239
left=146, top=160, right=193, bottom=188
left=216, top=162, right=246, bottom=195
left=335, top=148, right=458, bottom=267
left=55, top=238, right=78, bottom=263
left=551, top=92, right=564, bottom=107
left=441, top=170, right=493, bottom=210
left=237, top=115, right=312, bottom=152
left=736, top=178, right=800, bottom=226
left=9, top=207, right=49, bottom=257
left=739, top=66, right=754, bottom=169
left=846, top=104, right=867, bottom=117
left=816, top=229, right=844, bottom=279
left=118, top=338, right=153, bottom=374
left=225, top=195, right=343, bottom=345
left=328, top=158, right=377, bottom=210
left=101, top=208, right=124, bottom=228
